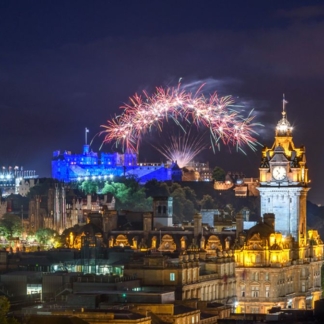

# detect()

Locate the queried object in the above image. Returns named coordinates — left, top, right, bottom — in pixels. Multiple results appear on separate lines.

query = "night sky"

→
left=1, top=1, right=324, bottom=203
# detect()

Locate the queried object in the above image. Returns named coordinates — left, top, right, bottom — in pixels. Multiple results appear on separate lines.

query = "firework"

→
left=101, top=84, right=260, bottom=153
left=152, top=131, right=207, bottom=168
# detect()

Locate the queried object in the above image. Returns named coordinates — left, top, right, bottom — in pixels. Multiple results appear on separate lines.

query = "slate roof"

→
left=247, top=221, right=274, bottom=240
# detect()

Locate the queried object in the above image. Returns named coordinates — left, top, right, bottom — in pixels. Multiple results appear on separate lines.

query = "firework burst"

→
left=101, top=84, right=261, bottom=153
left=152, top=131, right=207, bottom=168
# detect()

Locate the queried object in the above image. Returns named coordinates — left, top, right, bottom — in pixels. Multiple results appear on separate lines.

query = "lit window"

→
left=241, top=286, right=245, bottom=297
left=170, top=273, right=175, bottom=281
left=252, top=286, right=259, bottom=297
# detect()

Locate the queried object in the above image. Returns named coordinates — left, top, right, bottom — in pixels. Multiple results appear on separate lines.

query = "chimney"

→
left=193, top=213, right=202, bottom=238
left=236, top=213, right=244, bottom=239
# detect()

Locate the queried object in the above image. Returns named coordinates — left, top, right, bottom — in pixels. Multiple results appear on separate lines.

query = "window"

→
left=191, top=316, right=195, bottom=324
left=265, top=286, right=270, bottom=298
left=252, top=286, right=259, bottom=297
left=265, top=272, right=269, bottom=281
left=170, top=273, right=175, bottom=281
left=253, top=272, right=259, bottom=281
left=241, top=286, right=245, bottom=297
left=302, top=282, right=305, bottom=292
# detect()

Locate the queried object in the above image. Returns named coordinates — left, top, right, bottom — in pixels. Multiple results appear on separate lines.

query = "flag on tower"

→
left=283, top=94, right=288, bottom=104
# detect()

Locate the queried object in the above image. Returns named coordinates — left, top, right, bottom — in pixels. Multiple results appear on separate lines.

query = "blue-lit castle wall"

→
left=52, top=145, right=182, bottom=183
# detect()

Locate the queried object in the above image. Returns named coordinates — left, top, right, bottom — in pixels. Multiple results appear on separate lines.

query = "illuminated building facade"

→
left=258, top=99, right=308, bottom=243
left=183, top=161, right=212, bottom=181
left=234, top=98, right=323, bottom=314
left=29, top=183, right=115, bottom=234
left=52, top=144, right=182, bottom=184
left=0, top=166, right=38, bottom=196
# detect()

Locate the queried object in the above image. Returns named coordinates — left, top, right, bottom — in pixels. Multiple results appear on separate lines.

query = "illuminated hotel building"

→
left=234, top=98, right=323, bottom=313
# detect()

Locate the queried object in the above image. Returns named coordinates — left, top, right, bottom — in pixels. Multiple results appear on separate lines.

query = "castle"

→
left=52, top=144, right=182, bottom=184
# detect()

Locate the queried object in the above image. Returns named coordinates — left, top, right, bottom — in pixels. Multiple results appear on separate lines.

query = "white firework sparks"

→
left=154, top=131, right=207, bottom=168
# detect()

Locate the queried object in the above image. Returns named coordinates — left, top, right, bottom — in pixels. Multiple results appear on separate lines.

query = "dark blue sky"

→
left=1, top=1, right=324, bottom=202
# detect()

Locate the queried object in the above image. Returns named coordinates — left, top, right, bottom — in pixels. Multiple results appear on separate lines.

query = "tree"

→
left=0, top=214, right=23, bottom=239
left=35, top=228, right=58, bottom=245
left=144, top=179, right=170, bottom=197
left=200, top=194, right=216, bottom=209
left=169, top=186, right=197, bottom=223
left=80, top=180, right=99, bottom=194
left=171, top=187, right=186, bottom=223
left=183, top=186, right=199, bottom=209
left=102, top=181, right=152, bottom=211
left=212, top=166, right=226, bottom=181
left=0, top=296, right=18, bottom=324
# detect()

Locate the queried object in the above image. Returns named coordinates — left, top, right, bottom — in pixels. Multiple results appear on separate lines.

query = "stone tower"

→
left=153, top=196, right=173, bottom=229
left=258, top=96, right=309, bottom=245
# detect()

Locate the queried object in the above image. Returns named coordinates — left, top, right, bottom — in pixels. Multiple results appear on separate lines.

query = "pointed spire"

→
left=276, top=94, right=292, bottom=136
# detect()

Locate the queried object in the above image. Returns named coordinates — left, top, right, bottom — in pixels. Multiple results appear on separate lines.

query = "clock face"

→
left=272, top=166, right=287, bottom=181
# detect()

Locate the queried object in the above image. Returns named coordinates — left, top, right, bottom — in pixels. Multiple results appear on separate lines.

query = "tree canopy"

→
left=35, top=228, right=58, bottom=245
left=212, top=166, right=226, bottom=182
left=102, top=179, right=152, bottom=211
left=0, top=296, right=18, bottom=324
left=200, top=194, right=217, bottom=209
left=80, top=180, right=99, bottom=195
left=0, top=214, right=23, bottom=239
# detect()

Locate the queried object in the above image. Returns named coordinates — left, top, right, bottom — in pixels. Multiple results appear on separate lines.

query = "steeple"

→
left=276, top=94, right=293, bottom=136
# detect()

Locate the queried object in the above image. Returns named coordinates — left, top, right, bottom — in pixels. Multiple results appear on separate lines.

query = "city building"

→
left=0, top=166, right=38, bottom=197
left=233, top=99, right=324, bottom=314
left=28, top=183, right=115, bottom=233
left=183, top=161, right=213, bottom=181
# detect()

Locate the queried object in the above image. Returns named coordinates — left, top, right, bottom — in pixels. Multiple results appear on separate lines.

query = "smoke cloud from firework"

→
left=101, top=83, right=261, bottom=153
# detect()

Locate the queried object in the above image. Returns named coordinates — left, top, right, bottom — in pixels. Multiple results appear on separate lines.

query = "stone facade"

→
left=124, top=253, right=236, bottom=304
left=258, top=102, right=308, bottom=244
left=233, top=100, right=324, bottom=314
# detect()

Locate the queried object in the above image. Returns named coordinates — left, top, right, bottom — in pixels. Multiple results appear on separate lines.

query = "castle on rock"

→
left=52, top=143, right=182, bottom=184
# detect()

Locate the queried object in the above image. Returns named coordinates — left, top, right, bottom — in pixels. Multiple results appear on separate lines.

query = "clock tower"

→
left=258, top=96, right=309, bottom=245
